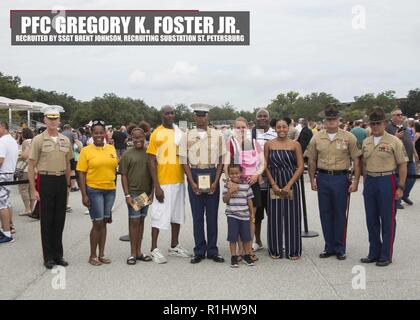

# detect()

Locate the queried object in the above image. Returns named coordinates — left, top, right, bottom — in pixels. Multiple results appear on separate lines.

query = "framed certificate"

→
left=197, top=174, right=211, bottom=193
left=130, top=193, right=152, bottom=211
left=270, top=188, right=293, bottom=200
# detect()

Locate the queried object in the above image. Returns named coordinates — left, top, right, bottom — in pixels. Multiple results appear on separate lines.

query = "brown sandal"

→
left=98, top=256, right=111, bottom=264
left=89, top=257, right=102, bottom=266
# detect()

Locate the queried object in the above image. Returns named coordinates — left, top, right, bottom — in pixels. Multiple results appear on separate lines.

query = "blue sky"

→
left=1, top=0, right=419, bottom=111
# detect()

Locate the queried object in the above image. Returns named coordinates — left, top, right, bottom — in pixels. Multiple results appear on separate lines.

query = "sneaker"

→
left=66, top=206, right=73, bottom=213
left=84, top=210, right=90, bottom=215
left=70, top=187, right=80, bottom=192
left=402, top=197, right=413, bottom=206
left=151, top=248, right=167, bottom=264
left=230, top=256, right=239, bottom=268
left=252, top=243, right=264, bottom=252
left=242, top=254, right=255, bottom=266
left=168, top=244, right=191, bottom=258
left=0, top=235, right=15, bottom=244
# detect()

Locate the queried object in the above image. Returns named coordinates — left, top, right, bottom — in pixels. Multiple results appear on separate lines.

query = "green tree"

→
left=267, top=91, right=300, bottom=119
left=174, top=103, right=193, bottom=123
left=209, top=102, right=237, bottom=121
left=349, top=91, right=397, bottom=117
left=400, top=89, right=420, bottom=117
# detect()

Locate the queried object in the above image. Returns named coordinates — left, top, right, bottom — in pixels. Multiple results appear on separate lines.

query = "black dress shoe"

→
left=336, top=254, right=346, bottom=260
left=360, top=257, right=377, bottom=263
left=44, top=260, right=56, bottom=269
left=402, top=197, right=413, bottom=206
left=396, top=203, right=404, bottom=210
left=190, top=256, right=204, bottom=264
left=55, top=258, right=69, bottom=267
left=208, top=255, right=225, bottom=263
left=319, top=251, right=335, bottom=258
left=376, top=260, right=391, bottom=267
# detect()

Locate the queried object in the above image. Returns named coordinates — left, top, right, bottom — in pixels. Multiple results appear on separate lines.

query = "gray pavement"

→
left=1, top=176, right=420, bottom=300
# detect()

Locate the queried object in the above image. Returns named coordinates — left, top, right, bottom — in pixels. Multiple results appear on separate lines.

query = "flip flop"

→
left=127, top=256, right=137, bottom=265
left=137, top=254, right=152, bottom=262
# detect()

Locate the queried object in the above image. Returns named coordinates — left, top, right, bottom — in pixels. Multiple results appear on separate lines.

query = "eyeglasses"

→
left=92, top=120, right=105, bottom=125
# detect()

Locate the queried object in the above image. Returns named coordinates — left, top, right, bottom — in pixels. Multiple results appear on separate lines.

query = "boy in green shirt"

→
left=120, top=128, right=153, bottom=265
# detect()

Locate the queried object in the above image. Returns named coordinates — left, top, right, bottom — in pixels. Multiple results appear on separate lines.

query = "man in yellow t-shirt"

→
left=146, top=105, right=190, bottom=264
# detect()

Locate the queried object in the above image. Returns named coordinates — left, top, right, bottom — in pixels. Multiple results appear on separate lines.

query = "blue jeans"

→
left=396, top=161, right=416, bottom=204
left=86, top=187, right=116, bottom=221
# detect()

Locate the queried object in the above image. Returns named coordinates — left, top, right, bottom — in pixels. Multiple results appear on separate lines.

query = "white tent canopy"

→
left=0, top=96, right=13, bottom=108
left=8, top=99, right=33, bottom=111
left=32, top=101, right=50, bottom=113
left=0, top=96, right=62, bottom=129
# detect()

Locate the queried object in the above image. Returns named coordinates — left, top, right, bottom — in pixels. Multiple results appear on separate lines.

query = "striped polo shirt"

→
left=223, top=181, right=254, bottom=220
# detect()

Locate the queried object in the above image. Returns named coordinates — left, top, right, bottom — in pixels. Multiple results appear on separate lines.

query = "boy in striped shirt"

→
left=223, top=164, right=255, bottom=268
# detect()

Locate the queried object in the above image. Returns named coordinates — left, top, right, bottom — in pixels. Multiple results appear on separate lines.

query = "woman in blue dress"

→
left=264, top=119, right=304, bottom=260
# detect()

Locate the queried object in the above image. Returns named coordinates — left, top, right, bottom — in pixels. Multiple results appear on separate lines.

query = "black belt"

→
left=318, top=169, right=349, bottom=176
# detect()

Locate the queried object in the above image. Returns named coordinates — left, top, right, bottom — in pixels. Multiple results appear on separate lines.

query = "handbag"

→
left=14, top=159, right=28, bottom=180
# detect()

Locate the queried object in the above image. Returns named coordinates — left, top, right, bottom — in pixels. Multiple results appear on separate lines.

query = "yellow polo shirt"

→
left=76, top=144, right=118, bottom=190
left=146, top=125, right=184, bottom=185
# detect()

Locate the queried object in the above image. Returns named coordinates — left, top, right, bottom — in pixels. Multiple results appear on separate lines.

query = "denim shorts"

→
left=227, top=216, right=251, bottom=243
left=86, top=186, right=116, bottom=221
left=127, top=199, right=149, bottom=219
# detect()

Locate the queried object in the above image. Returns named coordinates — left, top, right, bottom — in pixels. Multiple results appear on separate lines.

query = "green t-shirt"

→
left=119, top=148, right=152, bottom=196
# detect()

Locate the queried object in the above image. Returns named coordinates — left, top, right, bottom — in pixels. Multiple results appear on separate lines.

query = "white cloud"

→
left=129, top=61, right=200, bottom=90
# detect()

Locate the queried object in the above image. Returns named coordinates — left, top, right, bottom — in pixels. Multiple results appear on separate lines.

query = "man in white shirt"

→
left=0, top=120, right=19, bottom=244
left=252, top=109, right=277, bottom=251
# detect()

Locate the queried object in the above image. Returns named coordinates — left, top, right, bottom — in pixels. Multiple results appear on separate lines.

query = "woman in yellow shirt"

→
left=77, top=119, right=118, bottom=266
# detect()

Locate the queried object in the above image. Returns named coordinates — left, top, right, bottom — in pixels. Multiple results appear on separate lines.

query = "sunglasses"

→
left=92, top=120, right=105, bottom=126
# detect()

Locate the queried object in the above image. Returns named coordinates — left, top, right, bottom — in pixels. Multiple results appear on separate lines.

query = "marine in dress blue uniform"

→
left=306, top=104, right=361, bottom=260
left=180, top=104, right=226, bottom=264
left=361, top=107, right=408, bottom=267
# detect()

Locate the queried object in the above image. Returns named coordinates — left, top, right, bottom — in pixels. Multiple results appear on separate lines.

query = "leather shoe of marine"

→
left=376, top=260, right=391, bottom=267
left=319, top=251, right=335, bottom=258
left=360, top=257, right=377, bottom=263
left=44, top=260, right=56, bottom=269
left=208, top=255, right=225, bottom=263
left=190, top=256, right=204, bottom=264
left=55, top=258, right=69, bottom=267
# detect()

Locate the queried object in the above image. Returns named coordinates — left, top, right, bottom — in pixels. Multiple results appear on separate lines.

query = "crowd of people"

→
left=0, top=103, right=417, bottom=270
